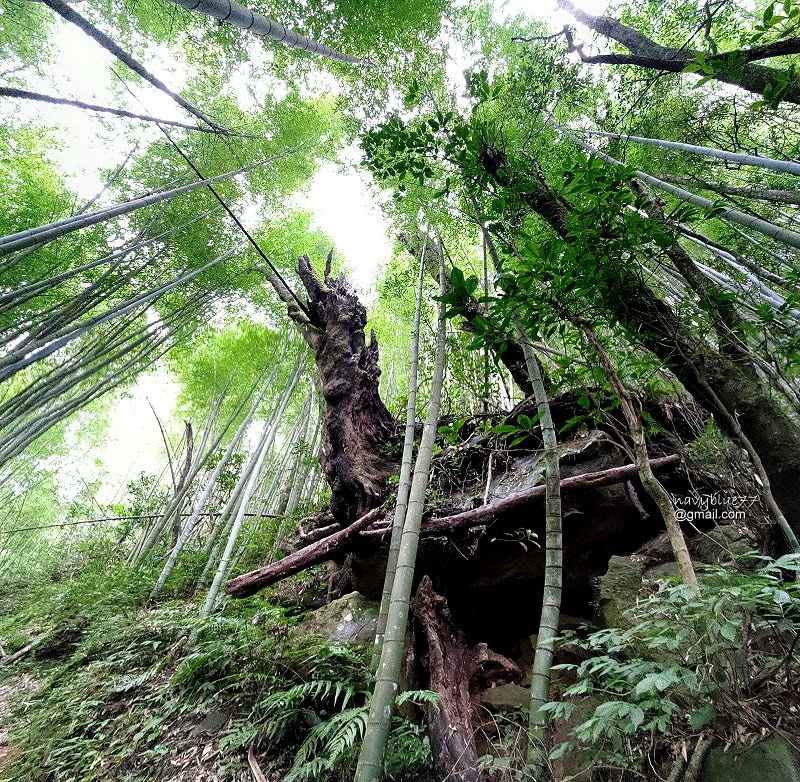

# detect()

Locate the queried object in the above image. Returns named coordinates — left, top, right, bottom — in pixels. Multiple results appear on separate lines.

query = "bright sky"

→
left=3, top=0, right=609, bottom=503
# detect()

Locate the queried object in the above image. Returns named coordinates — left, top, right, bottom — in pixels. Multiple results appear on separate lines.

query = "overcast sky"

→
left=3, top=0, right=609, bottom=501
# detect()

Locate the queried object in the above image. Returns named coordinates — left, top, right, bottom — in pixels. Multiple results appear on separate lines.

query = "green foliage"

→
left=0, top=0, right=52, bottom=74
left=544, top=555, right=800, bottom=773
left=259, top=676, right=436, bottom=782
left=0, top=552, right=435, bottom=782
left=748, top=0, right=800, bottom=44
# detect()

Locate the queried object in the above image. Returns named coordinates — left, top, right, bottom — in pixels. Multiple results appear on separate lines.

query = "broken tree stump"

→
left=412, top=576, right=521, bottom=782
left=295, top=255, right=396, bottom=522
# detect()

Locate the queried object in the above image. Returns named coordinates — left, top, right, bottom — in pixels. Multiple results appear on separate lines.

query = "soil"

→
left=0, top=673, right=36, bottom=771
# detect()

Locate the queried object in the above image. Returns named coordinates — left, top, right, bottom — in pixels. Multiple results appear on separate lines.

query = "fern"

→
left=285, top=705, right=369, bottom=781
left=396, top=689, right=438, bottom=707
left=259, top=686, right=437, bottom=781
left=260, top=679, right=357, bottom=712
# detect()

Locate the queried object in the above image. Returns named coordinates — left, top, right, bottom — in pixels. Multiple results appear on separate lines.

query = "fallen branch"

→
left=226, top=507, right=383, bottom=598
left=360, top=454, right=680, bottom=538
left=247, top=745, right=269, bottom=782
left=0, top=636, right=45, bottom=667
left=226, top=455, right=680, bottom=598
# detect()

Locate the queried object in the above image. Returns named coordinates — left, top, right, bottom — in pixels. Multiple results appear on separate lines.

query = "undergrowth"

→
left=544, top=554, right=800, bottom=780
left=0, top=549, right=433, bottom=782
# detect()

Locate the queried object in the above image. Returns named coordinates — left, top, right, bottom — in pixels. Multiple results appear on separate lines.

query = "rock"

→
left=699, top=736, right=800, bottom=782
left=351, top=428, right=680, bottom=646
left=644, top=561, right=681, bottom=583
left=290, top=591, right=378, bottom=644
left=475, top=683, right=530, bottom=711
left=693, top=524, right=756, bottom=564
left=596, top=556, right=645, bottom=629
left=190, top=711, right=228, bottom=737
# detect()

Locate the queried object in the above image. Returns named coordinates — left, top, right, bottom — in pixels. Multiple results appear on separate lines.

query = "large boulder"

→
left=692, top=523, right=757, bottom=564
left=351, top=432, right=672, bottom=648
left=699, top=736, right=800, bottom=782
left=596, top=556, right=645, bottom=629
left=290, top=591, right=378, bottom=645
left=474, top=683, right=529, bottom=711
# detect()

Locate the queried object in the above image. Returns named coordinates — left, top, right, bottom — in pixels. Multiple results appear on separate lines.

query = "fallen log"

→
left=226, top=455, right=680, bottom=598
left=359, top=453, right=680, bottom=539
left=226, top=507, right=382, bottom=598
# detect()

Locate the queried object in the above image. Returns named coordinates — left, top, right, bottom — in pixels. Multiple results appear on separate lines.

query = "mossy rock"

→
left=693, top=524, right=756, bottom=564
left=290, top=591, right=378, bottom=644
left=475, top=683, right=530, bottom=711
left=595, top=556, right=645, bottom=629
left=700, top=736, right=800, bottom=782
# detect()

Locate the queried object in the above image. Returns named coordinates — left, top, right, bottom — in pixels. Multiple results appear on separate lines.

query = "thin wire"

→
left=0, top=511, right=280, bottom=535
left=110, top=69, right=313, bottom=319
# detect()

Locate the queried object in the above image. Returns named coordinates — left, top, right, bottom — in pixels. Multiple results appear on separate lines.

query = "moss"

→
left=700, top=736, right=800, bottom=782
left=595, top=555, right=645, bottom=629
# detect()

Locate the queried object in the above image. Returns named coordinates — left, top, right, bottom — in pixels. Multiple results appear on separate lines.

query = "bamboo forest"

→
left=2, top=0, right=800, bottom=779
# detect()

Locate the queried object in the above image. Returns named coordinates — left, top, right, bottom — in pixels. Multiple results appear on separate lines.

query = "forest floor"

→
left=0, top=674, right=35, bottom=770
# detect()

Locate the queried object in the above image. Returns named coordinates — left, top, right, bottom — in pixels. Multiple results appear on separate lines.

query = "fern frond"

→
left=286, top=705, right=369, bottom=782
left=396, top=689, right=438, bottom=707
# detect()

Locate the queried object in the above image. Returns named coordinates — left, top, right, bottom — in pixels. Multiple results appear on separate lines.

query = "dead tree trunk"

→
left=412, top=576, right=522, bottom=782
left=266, top=255, right=396, bottom=522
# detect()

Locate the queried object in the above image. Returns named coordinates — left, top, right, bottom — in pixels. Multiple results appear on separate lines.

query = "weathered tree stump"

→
left=412, top=576, right=521, bottom=782
left=269, top=254, right=396, bottom=522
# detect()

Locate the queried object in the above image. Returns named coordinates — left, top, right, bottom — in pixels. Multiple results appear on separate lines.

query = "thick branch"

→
left=557, top=0, right=800, bottom=104
left=415, top=454, right=679, bottom=535
left=226, top=455, right=680, bottom=597
left=225, top=507, right=382, bottom=598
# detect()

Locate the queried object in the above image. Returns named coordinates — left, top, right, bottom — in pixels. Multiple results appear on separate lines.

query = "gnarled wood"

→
left=225, top=455, right=680, bottom=597
left=412, top=576, right=521, bottom=782
left=272, top=255, right=396, bottom=522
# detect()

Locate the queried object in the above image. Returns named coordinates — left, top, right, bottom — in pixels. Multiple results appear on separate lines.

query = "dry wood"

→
left=247, top=745, right=269, bottom=782
left=226, top=507, right=383, bottom=597
left=226, top=455, right=679, bottom=597
left=413, top=575, right=480, bottom=782
left=0, top=636, right=44, bottom=667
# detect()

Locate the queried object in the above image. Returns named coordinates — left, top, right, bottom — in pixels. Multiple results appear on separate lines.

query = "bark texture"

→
left=292, top=255, right=396, bottom=522
left=226, top=507, right=382, bottom=598
left=412, top=576, right=521, bottom=782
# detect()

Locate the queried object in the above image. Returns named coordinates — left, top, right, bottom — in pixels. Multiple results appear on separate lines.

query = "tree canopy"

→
left=2, top=0, right=800, bottom=779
